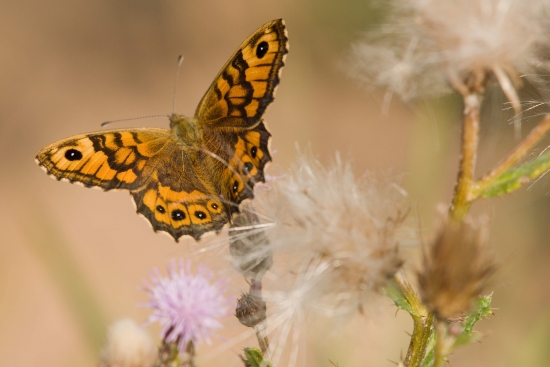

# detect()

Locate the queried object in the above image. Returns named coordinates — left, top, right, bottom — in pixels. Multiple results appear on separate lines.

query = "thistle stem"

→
left=250, top=279, right=270, bottom=357
left=255, top=322, right=270, bottom=356
left=433, top=322, right=447, bottom=367
left=406, top=313, right=436, bottom=367
left=450, top=93, right=481, bottom=221
left=450, top=96, right=550, bottom=219
left=156, top=338, right=195, bottom=367
left=184, top=341, right=196, bottom=367
left=394, top=275, right=435, bottom=367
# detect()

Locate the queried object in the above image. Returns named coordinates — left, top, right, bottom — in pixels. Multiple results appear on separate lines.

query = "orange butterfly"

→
left=36, top=19, right=288, bottom=241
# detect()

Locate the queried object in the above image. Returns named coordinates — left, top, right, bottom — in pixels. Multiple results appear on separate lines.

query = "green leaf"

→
left=455, top=295, right=493, bottom=347
left=383, top=279, right=423, bottom=317
left=420, top=296, right=492, bottom=367
left=243, top=348, right=272, bottom=367
left=480, top=152, right=550, bottom=198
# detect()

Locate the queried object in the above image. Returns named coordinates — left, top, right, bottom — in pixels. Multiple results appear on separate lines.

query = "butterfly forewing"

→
left=194, top=19, right=288, bottom=128
left=36, top=129, right=172, bottom=190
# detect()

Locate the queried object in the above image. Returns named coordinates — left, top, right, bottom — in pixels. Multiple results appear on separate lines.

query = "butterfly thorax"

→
left=169, top=113, right=203, bottom=145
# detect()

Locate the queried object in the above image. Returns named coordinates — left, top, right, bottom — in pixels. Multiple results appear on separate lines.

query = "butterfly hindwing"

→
left=195, top=19, right=288, bottom=128
left=131, top=153, right=229, bottom=241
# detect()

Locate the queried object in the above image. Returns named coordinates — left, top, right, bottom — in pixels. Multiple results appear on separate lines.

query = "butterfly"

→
left=35, top=19, right=288, bottom=242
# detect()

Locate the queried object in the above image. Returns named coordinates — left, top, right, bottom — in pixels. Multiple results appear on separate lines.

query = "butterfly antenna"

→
left=101, top=115, right=169, bottom=127
left=173, top=55, right=184, bottom=114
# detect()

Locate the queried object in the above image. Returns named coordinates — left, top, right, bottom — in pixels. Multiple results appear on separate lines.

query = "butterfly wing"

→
left=130, top=147, right=229, bottom=241
left=194, top=19, right=288, bottom=129
left=202, top=121, right=272, bottom=209
left=35, top=128, right=172, bottom=190
left=36, top=129, right=229, bottom=241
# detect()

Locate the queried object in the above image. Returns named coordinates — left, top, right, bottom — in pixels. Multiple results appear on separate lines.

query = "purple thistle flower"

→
left=141, top=259, right=231, bottom=353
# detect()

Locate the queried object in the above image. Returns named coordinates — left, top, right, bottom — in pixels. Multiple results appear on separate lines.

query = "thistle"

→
left=141, top=259, right=231, bottom=365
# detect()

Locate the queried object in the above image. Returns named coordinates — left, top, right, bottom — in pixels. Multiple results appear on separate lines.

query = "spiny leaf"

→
left=242, top=348, right=272, bottom=367
left=454, top=295, right=493, bottom=347
left=383, top=278, right=423, bottom=318
left=421, top=296, right=492, bottom=366
left=480, top=152, right=550, bottom=198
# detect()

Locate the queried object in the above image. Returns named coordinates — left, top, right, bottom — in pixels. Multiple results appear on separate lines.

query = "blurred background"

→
left=2, top=1, right=550, bottom=366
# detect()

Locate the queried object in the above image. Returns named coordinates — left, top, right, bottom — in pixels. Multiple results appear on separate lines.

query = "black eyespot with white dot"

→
left=171, top=209, right=186, bottom=221
left=243, top=162, right=254, bottom=174
left=233, top=181, right=239, bottom=193
left=194, top=211, right=207, bottom=220
left=65, top=149, right=82, bottom=161
left=250, top=146, right=257, bottom=158
left=156, top=205, right=166, bottom=213
left=211, top=203, right=219, bottom=210
left=256, top=41, right=269, bottom=59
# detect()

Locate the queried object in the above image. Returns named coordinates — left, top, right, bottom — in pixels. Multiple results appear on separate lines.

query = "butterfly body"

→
left=36, top=19, right=288, bottom=241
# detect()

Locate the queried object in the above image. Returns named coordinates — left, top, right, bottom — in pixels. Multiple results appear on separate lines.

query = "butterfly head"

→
left=170, top=113, right=203, bottom=143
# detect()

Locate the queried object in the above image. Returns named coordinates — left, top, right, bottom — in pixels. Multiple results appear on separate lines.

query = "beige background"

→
left=2, top=1, right=550, bottom=366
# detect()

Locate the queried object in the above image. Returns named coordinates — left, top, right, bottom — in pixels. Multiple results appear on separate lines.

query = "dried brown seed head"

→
left=418, top=215, right=496, bottom=320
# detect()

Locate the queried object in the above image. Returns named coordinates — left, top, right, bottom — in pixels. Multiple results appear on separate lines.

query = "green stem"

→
left=406, top=313, right=436, bottom=367
left=450, top=93, right=481, bottom=221
left=185, top=341, right=196, bottom=367
left=394, top=275, right=435, bottom=367
left=433, top=322, right=447, bottom=367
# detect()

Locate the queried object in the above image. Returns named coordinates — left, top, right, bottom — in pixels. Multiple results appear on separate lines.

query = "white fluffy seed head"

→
left=349, top=0, right=550, bottom=102
left=230, top=152, right=411, bottom=318
left=100, top=318, right=156, bottom=367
